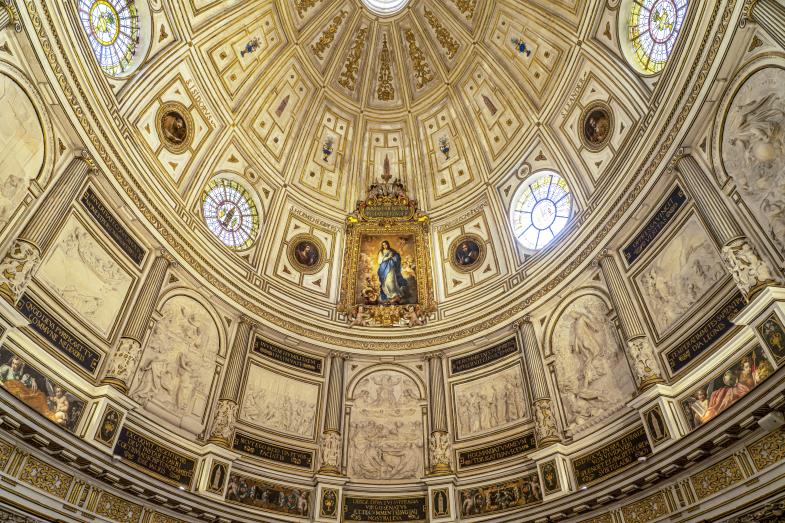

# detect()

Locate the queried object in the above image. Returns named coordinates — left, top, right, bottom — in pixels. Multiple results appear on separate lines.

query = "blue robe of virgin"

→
left=377, top=248, right=408, bottom=302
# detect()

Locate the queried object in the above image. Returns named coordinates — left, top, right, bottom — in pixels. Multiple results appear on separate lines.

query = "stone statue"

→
left=533, top=399, right=560, bottom=444
left=209, top=399, right=238, bottom=444
left=627, top=337, right=662, bottom=388
left=320, top=431, right=342, bottom=472
left=721, top=239, right=777, bottom=297
left=104, top=338, right=142, bottom=389
left=0, top=239, right=40, bottom=302
left=429, top=431, right=451, bottom=472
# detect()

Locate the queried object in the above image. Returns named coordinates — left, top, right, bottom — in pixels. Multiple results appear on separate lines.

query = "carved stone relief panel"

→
left=347, top=369, right=424, bottom=480
left=129, top=295, right=221, bottom=434
left=0, top=72, right=44, bottom=234
left=721, top=65, right=785, bottom=253
left=633, top=214, right=726, bottom=337
left=134, top=74, right=216, bottom=186
left=240, top=363, right=320, bottom=440
left=452, top=363, right=528, bottom=440
left=549, top=293, right=636, bottom=434
left=36, top=214, right=134, bottom=338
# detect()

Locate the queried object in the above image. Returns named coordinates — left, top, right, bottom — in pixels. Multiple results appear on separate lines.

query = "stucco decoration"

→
left=722, top=66, right=785, bottom=251
left=551, top=294, right=635, bottom=433
left=0, top=73, right=44, bottom=231
left=348, top=370, right=424, bottom=480
left=240, top=364, right=319, bottom=439
left=37, top=215, right=133, bottom=336
left=636, top=215, right=726, bottom=335
left=129, top=295, right=220, bottom=433
left=453, top=365, right=528, bottom=439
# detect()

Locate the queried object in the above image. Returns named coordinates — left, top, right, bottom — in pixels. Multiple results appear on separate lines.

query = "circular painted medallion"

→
left=580, top=102, right=614, bottom=151
left=287, top=234, right=326, bottom=274
left=449, top=234, right=486, bottom=273
left=156, top=101, right=194, bottom=154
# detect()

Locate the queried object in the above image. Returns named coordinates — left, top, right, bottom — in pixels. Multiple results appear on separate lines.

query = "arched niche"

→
left=128, top=291, right=225, bottom=435
left=544, top=287, right=636, bottom=437
left=345, top=364, right=426, bottom=482
left=0, top=64, right=53, bottom=235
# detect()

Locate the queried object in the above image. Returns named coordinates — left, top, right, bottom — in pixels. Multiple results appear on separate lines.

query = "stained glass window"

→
left=202, top=179, right=260, bottom=251
left=628, top=0, right=688, bottom=75
left=510, top=172, right=573, bottom=252
left=78, top=0, right=140, bottom=76
left=361, top=0, right=410, bottom=16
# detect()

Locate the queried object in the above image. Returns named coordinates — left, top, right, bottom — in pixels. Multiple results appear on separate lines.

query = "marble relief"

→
left=348, top=370, right=424, bottom=480
left=635, top=216, right=726, bottom=334
left=36, top=216, right=133, bottom=336
left=129, top=296, right=219, bottom=432
left=0, top=74, right=44, bottom=230
left=551, top=294, right=636, bottom=432
left=240, top=364, right=318, bottom=439
left=722, top=67, right=785, bottom=251
left=454, top=365, right=527, bottom=439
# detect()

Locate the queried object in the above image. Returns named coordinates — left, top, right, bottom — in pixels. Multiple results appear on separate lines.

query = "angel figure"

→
left=404, top=305, right=424, bottom=327
left=350, top=306, right=371, bottom=327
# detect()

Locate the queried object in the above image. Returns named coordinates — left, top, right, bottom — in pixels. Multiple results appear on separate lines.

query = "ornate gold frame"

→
left=155, top=101, right=194, bottom=155
left=579, top=100, right=614, bottom=152
left=338, top=191, right=436, bottom=327
left=448, top=233, right=486, bottom=274
left=287, top=233, right=327, bottom=275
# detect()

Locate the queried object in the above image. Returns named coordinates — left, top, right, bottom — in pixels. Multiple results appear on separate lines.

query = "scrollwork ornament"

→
left=533, top=399, right=560, bottom=446
left=429, top=431, right=452, bottom=474
left=721, top=238, right=778, bottom=299
left=0, top=239, right=41, bottom=304
left=208, top=399, right=238, bottom=446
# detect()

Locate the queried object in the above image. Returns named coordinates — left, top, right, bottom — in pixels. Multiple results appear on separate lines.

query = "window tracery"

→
left=626, top=0, right=688, bottom=75
left=202, top=179, right=260, bottom=251
left=361, top=0, right=410, bottom=16
left=510, top=172, right=573, bottom=252
left=78, top=0, right=140, bottom=76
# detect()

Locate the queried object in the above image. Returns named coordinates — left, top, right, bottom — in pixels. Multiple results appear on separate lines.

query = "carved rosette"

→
left=721, top=238, right=778, bottom=299
left=102, top=338, right=143, bottom=393
left=318, top=430, right=342, bottom=475
left=533, top=399, right=561, bottom=446
left=208, top=399, right=238, bottom=447
left=627, top=337, right=664, bottom=390
left=0, top=239, right=41, bottom=304
left=429, top=431, right=452, bottom=475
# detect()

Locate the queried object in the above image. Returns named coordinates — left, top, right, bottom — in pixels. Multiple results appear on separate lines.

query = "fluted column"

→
left=0, top=3, right=10, bottom=31
left=101, top=253, right=173, bottom=393
left=596, top=251, right=664, bottom=390
left=750, top=0, right=785, bottom=49
left=207, top=317, right=255, bottom=447
left=518, top=318, right=561, bottom=446
left=0, top=153, right=96, bottom=304
left=319, top=352, right=346, bottom=474
left=677, top=154, right=779, bottom=299
left=427, top=353, right=451, bottom=475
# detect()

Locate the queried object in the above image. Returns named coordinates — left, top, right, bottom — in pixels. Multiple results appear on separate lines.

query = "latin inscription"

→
left=232, top=432, right=313, bottom=469
left=623, top=186, right=687, bottom=264
left=253, top=338, right=322, bottom=374
left=451, top=339, right=518, bottom=374
left=113, top=427, right=196, bottom=487
left=343, top=496, right=427, bottom=522
left=17, top=293, right=101, bottom=373
left=666, top=292, right=746, bottom=373
left=81, top=188, right=145, bottom=265
left=458, top=432, right=537, bottom=468
left=572, top=426, right=652, bottom=487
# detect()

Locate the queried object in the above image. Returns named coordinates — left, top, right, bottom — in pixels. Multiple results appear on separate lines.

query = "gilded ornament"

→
left=19, top=456, right=72, bottom=499
left=311, top=10, right=348, bottom=60
left=155, top=101, right=194, bottom=155
left=690, top=456, right=744, bottom=500
left=747, top=427, right=785, bottom=471
left=404, top=29, right=433, bottom=89
left=95, top=491, right=143, bottom=523
left=376, top=35, right=395, bottom=101
left=424, top=8, right=459, bottom=59
left=338, top=27, right=368, bottom=92
left=621, top=491, right=669, bottom=523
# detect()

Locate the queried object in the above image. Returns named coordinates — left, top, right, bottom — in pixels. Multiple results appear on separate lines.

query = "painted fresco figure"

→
left=377, top=240, right=408, bottom=304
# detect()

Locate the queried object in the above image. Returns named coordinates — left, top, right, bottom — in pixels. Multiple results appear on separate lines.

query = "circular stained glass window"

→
left=202, top=179, right=260, bottom=251
left=361, top=0, right=410, bottom=16
left=510, top=172, right=574, bottom=252
left=627, top=0, right=688, bottom=75
left=78, top=0, right=140, bottom=76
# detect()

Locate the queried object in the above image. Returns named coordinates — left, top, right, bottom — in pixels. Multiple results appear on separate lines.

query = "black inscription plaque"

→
left=343, top=496, right=427, bottom=522
left=233, top=432, right=313, bottom=469
left=665, top=292, right=746, bottom=374
left=81, top=188, right=145, bottom=266
left=17, top=293, right=101, bottom=373
left=253, top=337, right=322, bottom=374
left=113, top=427, right=196, bottom=487
left=623, top=186, right=688, bottom=264
left=458, top=432, right=537, bottom=468
left=572, top=426, right=652, bottom=487
left=450, top=338, right=518, bottom=374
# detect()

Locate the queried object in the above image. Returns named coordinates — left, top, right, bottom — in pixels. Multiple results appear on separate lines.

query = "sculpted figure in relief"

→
left=722, top=68, right=785, bottom=250
left=429, top=431, right=451, bottom=469
left=721, top=239, right=776, bottom=297
left=454, top=366, right=527, bottom=438
left=348, top=371, right=423, bottom=480
left=551, top=295, right=636, bottom=432
left=129, top=296, right=219, bottom=430
left=0, top=239, right=40, bottom=301
left=320, top=431, right=342, bottom=470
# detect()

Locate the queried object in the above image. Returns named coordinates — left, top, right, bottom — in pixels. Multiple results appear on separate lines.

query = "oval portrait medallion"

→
left=288, top=234, right=326, bottom=274
left=449, top=234, right=485, bottom=273
left=156, top=101, right=194, bottom=154
left=580, top=102, right=614, bottom=151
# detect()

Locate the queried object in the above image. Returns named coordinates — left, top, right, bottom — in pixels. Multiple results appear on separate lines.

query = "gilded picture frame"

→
left=338, top=185, right=436, bottom=327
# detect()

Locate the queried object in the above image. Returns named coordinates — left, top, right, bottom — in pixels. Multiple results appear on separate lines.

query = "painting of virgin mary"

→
left=377, top=240, right=408, bottom=304
left=354, top=234, right=418, bottom=307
